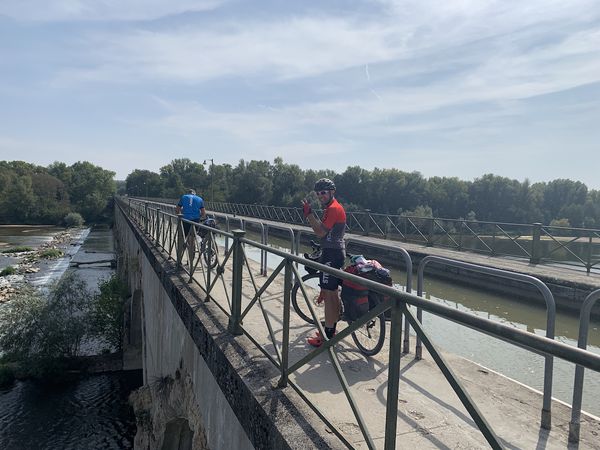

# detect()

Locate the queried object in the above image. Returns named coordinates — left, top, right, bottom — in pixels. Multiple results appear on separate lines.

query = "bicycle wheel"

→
left=202, top=237, right=218, bottom=269
left=351, top=314, right=386, bottom=356
left=291, top=272, right=320, bottom=325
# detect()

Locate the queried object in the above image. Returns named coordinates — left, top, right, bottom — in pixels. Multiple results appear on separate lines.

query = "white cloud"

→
left=53, top=17, right=401, bottom=85
left=0, top=0, right=226, bottom=21
left=51, top=0, right=600, bottom=107
left=2, top=0, right=600, bottom=185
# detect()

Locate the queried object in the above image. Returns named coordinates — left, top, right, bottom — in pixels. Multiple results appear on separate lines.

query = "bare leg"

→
left=322, top=289, right=340, bottom=328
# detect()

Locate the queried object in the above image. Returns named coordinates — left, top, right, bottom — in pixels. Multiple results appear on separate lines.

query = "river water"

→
left=0, top=225, right=140, bottom=450
left=239, top=230, right=600, bottom=418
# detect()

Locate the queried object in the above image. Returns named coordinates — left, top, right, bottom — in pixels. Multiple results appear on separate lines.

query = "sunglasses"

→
left=315, top=190, right=330, bottom=196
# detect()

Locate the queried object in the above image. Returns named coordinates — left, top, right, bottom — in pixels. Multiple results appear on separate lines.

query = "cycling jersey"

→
left=177, top=194, right=204, bottom=220
left=320, top=197, right=346, bottom=250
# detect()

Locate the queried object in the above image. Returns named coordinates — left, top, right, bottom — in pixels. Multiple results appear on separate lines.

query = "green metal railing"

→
left=120, top=197, right=600, bottom=449
left=203, top=200, right=600, bottom=274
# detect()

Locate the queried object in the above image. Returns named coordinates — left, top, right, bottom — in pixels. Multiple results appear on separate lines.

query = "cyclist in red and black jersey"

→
left=302, top=178, right=347, bottom=347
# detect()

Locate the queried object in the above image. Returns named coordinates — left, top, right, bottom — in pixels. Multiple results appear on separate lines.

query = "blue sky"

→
left=1, top=0, right=599, bottom=187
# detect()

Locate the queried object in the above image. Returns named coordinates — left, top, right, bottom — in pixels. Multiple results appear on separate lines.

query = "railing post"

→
left=385, top=220, right=391, bottom=240
left=155, top=208, right=161, bottom=244
left=205, top=231, right=212, bottom=297
left=278, top=258, right=293, bottom=388
left=176, top=214, right=184, bottom=269
left=261, top=224, right=268, bottom=276
left=491, top=225, right=496, bottom=256
left=458, top=221, right=464, bottom=251
left=228, top=229, right=245, bottom=335
left=223, top=217, right=229, bottom=252
left=530, top=223, right=542, bottom=264
left=144, top=202, right=149, bottom=234
left=569, top=290, right=600, bottom=443
left=364, top=209, right=372, bottom=236
left=384, top=298, right=403, bottom=450
left=427, top=217, right=435, bottom=247
left=586, top=234, right=593, bottom=274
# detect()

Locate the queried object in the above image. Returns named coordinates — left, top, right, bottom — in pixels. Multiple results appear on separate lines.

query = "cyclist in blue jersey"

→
left=176, top=189, right=206, bottom=261
left=177, top=188, right=206, bottom=233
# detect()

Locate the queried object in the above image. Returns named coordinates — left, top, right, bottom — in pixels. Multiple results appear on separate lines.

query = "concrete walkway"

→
left=176, top=237, right=600, bottom=449
left=138, top=202, right=600, bottom=448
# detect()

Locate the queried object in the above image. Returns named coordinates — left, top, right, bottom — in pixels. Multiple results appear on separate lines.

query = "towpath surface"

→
left=176, top=236, right=600, bottom=449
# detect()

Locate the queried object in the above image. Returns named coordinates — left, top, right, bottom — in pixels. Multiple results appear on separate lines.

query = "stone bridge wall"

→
left=113, top=202, right=337, bottom=450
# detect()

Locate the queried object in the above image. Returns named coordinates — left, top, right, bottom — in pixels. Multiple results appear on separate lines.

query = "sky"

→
left=0, top=0, right=599, bottom=187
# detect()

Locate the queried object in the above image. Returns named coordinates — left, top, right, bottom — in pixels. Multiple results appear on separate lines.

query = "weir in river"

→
left=0, top=225, right=140, bottom=450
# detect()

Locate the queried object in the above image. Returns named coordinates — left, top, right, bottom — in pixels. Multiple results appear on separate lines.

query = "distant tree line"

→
left=0, top=160, right=116, bottom=225
left=2, top=157, right=598, bottom=227
left=126, top=157, right=600, bottom=228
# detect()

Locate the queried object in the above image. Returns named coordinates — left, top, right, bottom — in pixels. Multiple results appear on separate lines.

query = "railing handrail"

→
left=119, top=197, right=600, bottom=448
left=122, top=198, right=600, bottom=370
left=197, top=199, right=600, bottom=273
left=417, top=255, right=557, bottom=429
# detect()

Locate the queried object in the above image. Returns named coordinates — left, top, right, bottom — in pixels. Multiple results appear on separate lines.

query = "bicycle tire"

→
left=202, top=237, right=218, bottom=269
left=291, top=272, right=320, bottom=325
left=351, top=314, right=386, bottom=356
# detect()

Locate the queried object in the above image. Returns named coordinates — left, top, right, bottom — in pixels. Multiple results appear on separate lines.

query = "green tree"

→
left=336, top=166, right=371, bottom=209
left=90, top=275, right=129, bottom=352
left=67, top=161, right=116, bottom=221
left=231, top=159, right=273, bottom=204
left=583, top=190, right=600, bottom=228
left=160, top=163, right=185, bottom=199
left=425, top=176, right=470, bottom=218
left=368, top=168, right=426, bottom=214
left=160, top=158, right=208, bottom=199
left=270, top=157, right=305, bottom=206
left=0, top=273, right=92, bottom=377
left=0, top=172, right=36, bottom=223
left=115, top=180, right=127, bottom=195
left=47, top=161, right=73, bottom=186
left=303, top=168, right=338, bottom=195
left=126, top=169, right=163, bottom=197
left=541, top=179, right=588, bottom=224
left=469, top=174, right=522, bottom=222
left=30, top=172, right=70, bottom=223
left=211, top=163, right=233, bottom=202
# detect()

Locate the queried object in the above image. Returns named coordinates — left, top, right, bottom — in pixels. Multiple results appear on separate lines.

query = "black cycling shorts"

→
left=319, top=248, right=345, bottom=291
left=182, top=218, right=200, bottom=236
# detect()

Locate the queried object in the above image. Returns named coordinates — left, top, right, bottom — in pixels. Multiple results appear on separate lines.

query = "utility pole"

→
left=203, top=159, right=214, bottom=203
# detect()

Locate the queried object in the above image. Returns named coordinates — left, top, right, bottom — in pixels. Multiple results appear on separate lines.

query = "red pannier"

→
left=341, top=260, right=393, bottom=321
left=340, top=264, right=370, bottom=321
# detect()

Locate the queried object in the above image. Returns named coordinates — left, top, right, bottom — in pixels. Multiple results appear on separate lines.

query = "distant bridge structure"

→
left=201, top=201, right=600, bottom=274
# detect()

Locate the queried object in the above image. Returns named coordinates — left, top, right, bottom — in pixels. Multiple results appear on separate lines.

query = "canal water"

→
left=237, top=229, right=600, bottom=417
left=0, top=225, right=140, bottom=450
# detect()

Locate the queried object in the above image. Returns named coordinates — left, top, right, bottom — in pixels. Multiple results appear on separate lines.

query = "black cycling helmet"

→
left=314, top=178, right=336, bottom=191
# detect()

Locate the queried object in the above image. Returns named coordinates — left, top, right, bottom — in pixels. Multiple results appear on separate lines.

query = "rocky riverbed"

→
left=0, top=228, right=86, bottom=303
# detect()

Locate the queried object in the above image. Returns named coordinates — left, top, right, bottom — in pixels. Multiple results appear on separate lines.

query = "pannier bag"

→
left=341, top=257, right=393, bottom=321
left=199, top=217, right=217, bottom=238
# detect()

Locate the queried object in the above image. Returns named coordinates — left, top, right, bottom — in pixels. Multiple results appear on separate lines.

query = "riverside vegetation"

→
left=3, top=157, right=600, bottom=228
left=127, top=157, right=600, bottom=228
left=0, top=160, right=115, bottom=225
left=0, top=272, right=128, bottom=386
